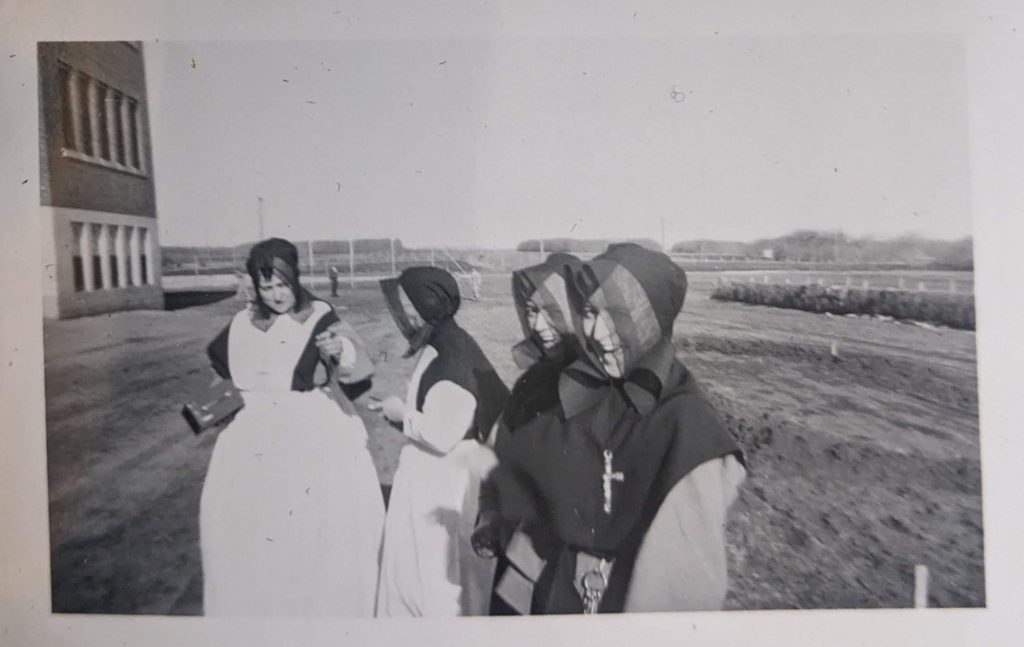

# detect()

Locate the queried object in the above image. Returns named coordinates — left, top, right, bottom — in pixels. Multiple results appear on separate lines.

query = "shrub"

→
left=711, top=282, right=975, bottom=330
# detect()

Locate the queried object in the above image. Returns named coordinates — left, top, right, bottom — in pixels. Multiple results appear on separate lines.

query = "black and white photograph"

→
left=3, top=1, right=1023, bottom=645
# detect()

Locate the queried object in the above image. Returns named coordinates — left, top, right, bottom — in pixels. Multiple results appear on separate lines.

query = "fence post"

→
left=348, top=238, right=355, bottom=289
left=898, top=277, right=905, bottom=290
left=862, top=279, right=870, bottom=289
left=845, top=276, right=852, bottom=287
left=914, top=565, right=929, bottom=608
left=390, top=238, right=397, bottom=276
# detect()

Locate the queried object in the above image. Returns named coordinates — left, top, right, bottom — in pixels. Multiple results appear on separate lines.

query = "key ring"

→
left=581, top=563, right=609, bottom=614
left=582, top=568, right=607, bottom=596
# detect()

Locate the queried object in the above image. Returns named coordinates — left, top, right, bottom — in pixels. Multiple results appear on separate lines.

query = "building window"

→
left=90, top=224, right=104, bottom=289
left=71, top=222, right=85, bottom=292
left=108, top=225, right=120, bottom=288
left=140, top=227, right=151, bottom=285
left=76, top=73, right=93, bottom=156
left=94, top=80, right=110, bottom=160
left=124, top=98, right=138, bottom=168
left=57, top=59, right=147, bottom=177
left=57, top=64, right=76, bottom=150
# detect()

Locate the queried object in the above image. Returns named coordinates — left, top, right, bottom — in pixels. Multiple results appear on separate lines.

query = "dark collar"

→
left=559, top=338, right=675, bottom=419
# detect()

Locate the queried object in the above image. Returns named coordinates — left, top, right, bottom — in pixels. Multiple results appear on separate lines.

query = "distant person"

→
left=470, top=253, right=583, bottom=614
left=375, top=267, right=510, bottom=617
left=470, top=268, right=483, bottom=300
left=199, top=238, right=385, bottom=617
left=328, top=265, right=340, bottom=297
left=479, top=244, right=746, bottom=614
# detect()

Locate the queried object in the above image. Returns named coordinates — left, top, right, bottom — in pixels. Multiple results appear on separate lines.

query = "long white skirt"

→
left=200, top=389, right=385, bottom=617
left=376, top=439, right=496, bottom=617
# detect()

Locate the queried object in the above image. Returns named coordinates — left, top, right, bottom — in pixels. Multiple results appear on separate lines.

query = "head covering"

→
left=510, top=253, right=583, bottom=369
left=381, top=266, right=510, bottom=443
left=495, top=254, right=584, bottom=434
left=381, top=267, right=461, bottom=358
left=559, top=243, right=687, bottom=415
left=246, top=237, right=309, bottom=319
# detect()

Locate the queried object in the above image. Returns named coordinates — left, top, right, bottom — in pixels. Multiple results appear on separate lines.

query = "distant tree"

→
left=515, top=238, right=662, bottom=253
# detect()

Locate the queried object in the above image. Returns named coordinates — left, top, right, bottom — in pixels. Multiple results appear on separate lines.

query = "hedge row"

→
left=710, top=282, right=975, bottom=330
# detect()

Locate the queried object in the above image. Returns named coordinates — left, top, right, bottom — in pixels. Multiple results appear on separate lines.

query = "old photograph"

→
left=37, top=35, right=981, bottom=618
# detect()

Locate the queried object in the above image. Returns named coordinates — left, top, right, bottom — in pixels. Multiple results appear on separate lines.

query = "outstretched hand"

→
left=380, top=395, right=405, bottom=424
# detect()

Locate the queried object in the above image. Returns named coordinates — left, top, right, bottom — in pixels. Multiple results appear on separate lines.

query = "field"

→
left=43, top=271, right=983, bottom=613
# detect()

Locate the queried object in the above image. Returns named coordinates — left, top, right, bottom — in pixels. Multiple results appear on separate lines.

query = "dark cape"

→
left=490, top=244, right=743, bottom=614
left=415, top=318, right=510, bottom=444
left=491, top=343, right=742, bottom=613
left=500, top=252, right=583, bottom=435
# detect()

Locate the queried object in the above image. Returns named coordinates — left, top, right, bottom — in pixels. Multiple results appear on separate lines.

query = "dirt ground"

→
left=42, top=272, right=983, bottom=614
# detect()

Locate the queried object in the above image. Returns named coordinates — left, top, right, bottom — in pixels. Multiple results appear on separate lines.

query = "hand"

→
left=448, top=441, right=499, bottom=479
left=471, top=511, right=512, bottom=559
left=380, top=395, right=405, bottom=424
left=315, top=324, right=357, bottom=369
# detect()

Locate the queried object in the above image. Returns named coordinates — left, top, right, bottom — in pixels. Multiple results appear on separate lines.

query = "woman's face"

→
left=257, top=272, right=296, bottom=314
left=524, top=296, right=561, bottom=350
left=398, top=286, right=424, bottom=331
left=581, top=301, right=624, bottom=378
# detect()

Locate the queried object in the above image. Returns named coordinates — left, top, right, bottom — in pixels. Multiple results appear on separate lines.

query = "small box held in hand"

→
left=182, top=379, right=245, bottom=434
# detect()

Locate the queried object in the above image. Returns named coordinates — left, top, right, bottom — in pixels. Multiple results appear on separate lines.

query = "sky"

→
left=144, top=36, right=971, bottom=249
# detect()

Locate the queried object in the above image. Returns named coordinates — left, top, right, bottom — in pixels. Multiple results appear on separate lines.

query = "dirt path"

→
left=44, top=275, right=982, bottom=613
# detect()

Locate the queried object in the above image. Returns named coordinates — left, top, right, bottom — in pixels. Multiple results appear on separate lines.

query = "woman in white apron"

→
left=199, top=238, right=385, bottom=617
left=375, top=267, right=510, bottom=616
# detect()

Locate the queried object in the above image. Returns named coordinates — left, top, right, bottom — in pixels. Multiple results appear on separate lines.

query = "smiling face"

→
left=581, top=301, right=625, bottom=378
left=257, top=272, right=297, bottom=315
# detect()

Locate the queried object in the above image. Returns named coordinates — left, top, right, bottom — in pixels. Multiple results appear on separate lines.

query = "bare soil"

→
left=42, top=273, right=983, bottom=614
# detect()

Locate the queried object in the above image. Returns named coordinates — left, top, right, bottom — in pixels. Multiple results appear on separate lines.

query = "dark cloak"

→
left=491, top=244, right=744, bottom=614
left=501, top=253, right=583, bottom=432
left=381, top=267, right=510, bottom=443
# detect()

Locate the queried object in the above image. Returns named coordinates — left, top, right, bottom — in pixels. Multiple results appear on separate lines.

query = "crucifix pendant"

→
left=601, top=449, right=624, bottom=515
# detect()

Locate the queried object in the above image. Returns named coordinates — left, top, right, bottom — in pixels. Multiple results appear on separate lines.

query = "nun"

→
left=470, top=253, right=582, bottom=613
left=484, top=243, right=746, bottom=614
left=375, top=267, right=510, bottom=616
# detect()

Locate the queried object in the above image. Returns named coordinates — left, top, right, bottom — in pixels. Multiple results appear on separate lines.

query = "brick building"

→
left=38, top=41, right=162, bottom=318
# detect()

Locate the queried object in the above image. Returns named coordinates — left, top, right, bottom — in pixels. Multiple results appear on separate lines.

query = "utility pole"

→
left=307, top=239, right=315, bottom=289
left=257, top=196, right=265, bottom=240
